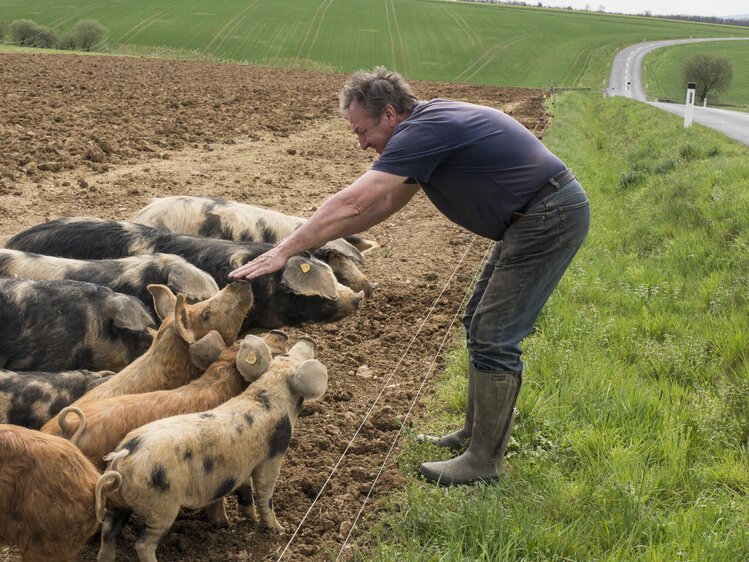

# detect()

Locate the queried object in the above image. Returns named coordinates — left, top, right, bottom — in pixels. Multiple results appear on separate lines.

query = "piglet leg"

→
left=134, top=508, right=178, bottom=562
left=205, top=498, right=230, bottom=527
left=252, top=459, right=284, bottom=533
left=236, top=481, right=258, bottom=522
left=98, top=507, right=132, bottom=562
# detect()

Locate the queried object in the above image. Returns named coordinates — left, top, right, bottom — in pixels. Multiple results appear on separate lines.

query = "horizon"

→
left=535, top=1, right=748, bottom=19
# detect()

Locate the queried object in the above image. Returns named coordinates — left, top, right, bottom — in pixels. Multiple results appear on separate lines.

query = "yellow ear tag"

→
left=244, top=352, right=257, bottom=365
left=300, top=263, right=311, bottom=273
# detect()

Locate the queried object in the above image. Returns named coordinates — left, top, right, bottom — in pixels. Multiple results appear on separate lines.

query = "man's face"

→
left=347, top=101, right=398, bottom=155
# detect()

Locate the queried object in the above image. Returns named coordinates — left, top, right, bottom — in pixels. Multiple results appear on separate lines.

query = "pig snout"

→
left=352, top=290, right=365, bottom=310
left=364, top=282, right=378, bottom=298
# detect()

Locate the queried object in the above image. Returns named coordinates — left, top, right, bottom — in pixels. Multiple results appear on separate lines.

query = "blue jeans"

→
left=462, top=179, right=590, bottom=379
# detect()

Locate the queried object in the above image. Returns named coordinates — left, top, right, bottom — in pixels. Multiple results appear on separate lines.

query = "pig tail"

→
left=102, top=448, right=129, bottom=472
left=57, top=406, right=86, bottom=445
left=95, top=471, right=123, bottom=523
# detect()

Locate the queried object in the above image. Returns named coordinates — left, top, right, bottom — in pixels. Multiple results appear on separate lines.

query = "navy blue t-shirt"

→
left=371, top=99, right=566, bottom=240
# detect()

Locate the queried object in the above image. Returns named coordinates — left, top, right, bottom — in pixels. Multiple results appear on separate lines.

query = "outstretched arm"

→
left=228, top=170, right=419, bottom=280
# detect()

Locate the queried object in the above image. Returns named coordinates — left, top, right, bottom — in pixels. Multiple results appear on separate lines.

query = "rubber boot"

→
left=419, top=370, right=518, bottom=486
left=416, top=366, right=475, bottom=451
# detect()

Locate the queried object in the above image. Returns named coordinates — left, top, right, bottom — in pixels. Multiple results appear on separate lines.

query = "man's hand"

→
left=228, top=246, right=289, bottom=281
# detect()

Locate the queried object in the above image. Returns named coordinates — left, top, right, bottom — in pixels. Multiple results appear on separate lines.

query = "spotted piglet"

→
left=96, top=337, right=327, bottom=562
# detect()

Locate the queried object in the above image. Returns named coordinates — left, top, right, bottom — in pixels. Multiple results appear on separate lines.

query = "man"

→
left=229, top=66, right=590, bottom=486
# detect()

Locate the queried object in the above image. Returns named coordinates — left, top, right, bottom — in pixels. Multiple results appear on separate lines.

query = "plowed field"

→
left=0, top=52, right=547, bottom=561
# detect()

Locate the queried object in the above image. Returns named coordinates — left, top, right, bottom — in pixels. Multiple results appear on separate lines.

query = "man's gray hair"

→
left=339, top=66, right=418, bottom=120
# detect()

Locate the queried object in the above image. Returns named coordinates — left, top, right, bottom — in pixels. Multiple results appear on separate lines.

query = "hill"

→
left=1, top=0, right=748, bottom=88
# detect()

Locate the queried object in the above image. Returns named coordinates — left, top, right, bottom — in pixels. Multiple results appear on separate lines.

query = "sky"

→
left=544, top=0, right=748, bottom=18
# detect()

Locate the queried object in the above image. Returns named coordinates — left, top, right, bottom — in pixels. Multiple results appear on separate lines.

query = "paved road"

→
left=607, top=38, right=749, bottom=146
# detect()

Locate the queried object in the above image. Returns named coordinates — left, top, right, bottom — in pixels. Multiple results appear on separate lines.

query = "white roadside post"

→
left=684, top=82, right=696, bottom=128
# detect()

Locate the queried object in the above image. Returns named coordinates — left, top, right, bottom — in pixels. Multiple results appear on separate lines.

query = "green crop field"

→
left=1, top=0, right=748, bottom=88
left=643, top=41, right=749, bottom=108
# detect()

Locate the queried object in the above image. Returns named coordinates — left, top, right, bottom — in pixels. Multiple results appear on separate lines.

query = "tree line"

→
left=465, top=1, right=749, bottom=27
left=0, top=19, right=108, bottom=51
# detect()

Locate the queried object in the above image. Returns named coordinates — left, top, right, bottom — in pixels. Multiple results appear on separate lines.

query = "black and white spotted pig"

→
left=0, top=249, right=219, bottom=321
left=132, top=195, right=378, bottom=293
left=0, top=278, right=154, bottom=372
left=6, top=217, right=364, bottom=330
left=96, top=337, right=327, bottom=562
left=0, top=368, right=114, bottom=429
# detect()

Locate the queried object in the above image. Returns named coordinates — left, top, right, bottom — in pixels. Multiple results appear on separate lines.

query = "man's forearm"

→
left=228, top=171, right=416, bottom=281
left=273, top=190, right=379, bottom=257
left=274, top=171, right=416, bottom=259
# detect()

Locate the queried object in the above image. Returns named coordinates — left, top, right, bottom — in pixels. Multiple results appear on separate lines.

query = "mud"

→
left=0, top=52, right=547, bottom=561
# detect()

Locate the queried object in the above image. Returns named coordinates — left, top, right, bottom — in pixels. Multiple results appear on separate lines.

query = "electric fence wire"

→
left=274, top=235, right=491, bottom=561
left=334, top=238, right=494, bottom=560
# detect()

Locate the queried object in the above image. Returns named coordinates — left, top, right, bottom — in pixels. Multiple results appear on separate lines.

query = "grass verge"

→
left=358, top=92, right=749, bottom=561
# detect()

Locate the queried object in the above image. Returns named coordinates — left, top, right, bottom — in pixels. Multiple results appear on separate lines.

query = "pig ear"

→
left=229, top=250, right=250, bottom=270
left=236, top=334, right=272, bottom=381
left=110, top=296, right=154, bottom=333
left=166, top=263, right=219, bottom=302
left=281, top=256, right=338, bottom=300
left=289, top=359, right=328, bottom=401
left=288, top=337, right=316, bottom=361
left=262, top=330, right=289, bottom=354
left=316, top=239, right=364, bottom=266
left=189, top=330, right=226, bottom=370
left=344, top=235, right=380, bottom=255
left=173, top=294, right=195, bottom=343
left=148, top=284, right=177, bottom=321
left=89, top=371, right=116, bottom=389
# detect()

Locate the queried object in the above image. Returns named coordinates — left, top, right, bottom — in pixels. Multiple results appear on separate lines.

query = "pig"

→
left=131, top=195, right=378, bottom=293
left=0, top=278, right=154, bottom=372
left=5, top=217, right=365, bottom=330
left=55, top=331, right=287, bottom=469
left=95, top=337, right=328, bottom=562
left=0, top=249, right=219, bottom=321
left=0, top=368, right=114, bottom=429
left=0, top=424, right=120, bottom=562
left=40, top=281, right=254, bottom=437
left=132, top=195, right=379, bottom=254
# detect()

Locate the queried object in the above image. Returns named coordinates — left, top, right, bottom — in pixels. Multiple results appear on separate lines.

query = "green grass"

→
left=360, top=93, right=749, bottom=560
left=643, top=40, right=749, bottom=107
left=1, top=0, right=748, bottom=88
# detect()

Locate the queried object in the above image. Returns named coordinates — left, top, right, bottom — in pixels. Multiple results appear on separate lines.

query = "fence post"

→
left=684, top=82, right=696, bottom=128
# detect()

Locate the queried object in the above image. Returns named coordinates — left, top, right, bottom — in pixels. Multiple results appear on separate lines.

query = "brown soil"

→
left=0, top=52, right=547, bottom=561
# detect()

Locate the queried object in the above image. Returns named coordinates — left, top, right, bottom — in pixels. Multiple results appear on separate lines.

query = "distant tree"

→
left=33, top=26, right=58, bottom=48
left=682, top=53, right=733, bottom=103
left=0, top=20, right=8, bottom=41
left=9, top=19, right=59, bottom=48
left=10, top=19, right=43, bottom=46
left=58, top=31, right=77, bottom=50
left=71, top=19, right=107, bottom=51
